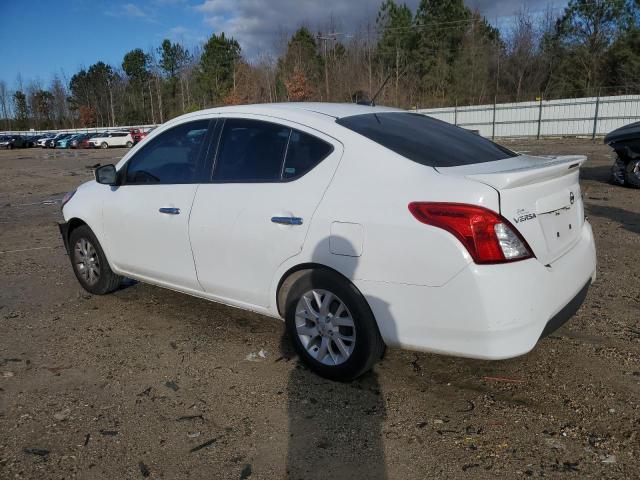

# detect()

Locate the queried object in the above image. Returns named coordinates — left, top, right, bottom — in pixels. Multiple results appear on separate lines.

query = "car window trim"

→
left=207, top=117, right=334, bottom=184
left=209, top=117, right=290, bottom=184
left=120, top=118, right=217, bottom=186
left=279, top=129, right=293, bottom=180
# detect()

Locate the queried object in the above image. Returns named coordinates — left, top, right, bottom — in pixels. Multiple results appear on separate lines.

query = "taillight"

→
left=408, top=202, right=534, bottom=264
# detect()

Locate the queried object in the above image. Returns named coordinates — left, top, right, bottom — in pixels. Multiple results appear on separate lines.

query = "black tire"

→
left=101, top=142, right=108, bottom=149
left=126, top=141, right=133, bottom=148
left=624, top=159, right=640, bottom=188
left=68, top=225, right=121, bottom=295
left=284, top=269, right=385, bottom=382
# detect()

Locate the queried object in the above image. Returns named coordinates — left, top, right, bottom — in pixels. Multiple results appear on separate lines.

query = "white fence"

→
left=417, top=94, right=640, bottom=138
left=0, top=124, right=158, bottom=136
left=2, top=94, right=640, bottom=139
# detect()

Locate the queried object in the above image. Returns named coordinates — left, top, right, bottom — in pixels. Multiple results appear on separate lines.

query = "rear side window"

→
left=283, top=130, right=333, bottom=180
left=212, top=119, right=333, bottom=182
left=125, top=120, right=209, bottom=184
left=214, top=119, right=289, bottom=182
left=336, top=112, right=516, bottom=167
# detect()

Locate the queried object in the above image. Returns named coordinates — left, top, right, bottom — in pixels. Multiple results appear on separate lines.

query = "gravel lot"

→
left=0, top=139, right=638, bottom=479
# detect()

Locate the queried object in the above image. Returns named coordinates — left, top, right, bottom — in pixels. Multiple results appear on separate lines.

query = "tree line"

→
left=1, top=0, right=638, bottom=131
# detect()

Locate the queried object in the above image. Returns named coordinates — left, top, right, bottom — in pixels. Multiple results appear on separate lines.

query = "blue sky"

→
left=0, top=0, right=564, bottom=89
left=0, top=0, right=210, bottom=87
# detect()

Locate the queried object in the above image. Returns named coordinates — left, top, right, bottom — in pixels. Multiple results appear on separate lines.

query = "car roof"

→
left=178, top=102, right=403, bottom=124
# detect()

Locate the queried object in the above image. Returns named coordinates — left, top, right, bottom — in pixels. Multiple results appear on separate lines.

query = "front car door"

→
left=102, top=118, right=214, bottom=291
left=189, top=115, right=343, bottom=308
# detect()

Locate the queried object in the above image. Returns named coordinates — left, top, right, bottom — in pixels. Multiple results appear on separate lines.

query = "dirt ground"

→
left=0, top=138, right=638, bottom=480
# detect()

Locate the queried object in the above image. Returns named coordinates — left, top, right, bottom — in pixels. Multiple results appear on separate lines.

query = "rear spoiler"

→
left=461, top=155, right=586, bottom=190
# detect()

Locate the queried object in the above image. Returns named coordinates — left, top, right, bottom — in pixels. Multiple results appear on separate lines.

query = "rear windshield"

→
left=336, top=112, right=516, bottom=167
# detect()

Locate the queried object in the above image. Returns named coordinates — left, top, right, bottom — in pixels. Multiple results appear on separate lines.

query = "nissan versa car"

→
left=58, top=103, right=597, bottom=381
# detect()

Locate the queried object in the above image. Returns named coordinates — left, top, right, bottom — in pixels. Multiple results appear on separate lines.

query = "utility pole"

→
left=316, top=32, right=352, bottom=101
left=324, top=38, right=329, bottom=100
left=317, top=34, right=333, bottom=100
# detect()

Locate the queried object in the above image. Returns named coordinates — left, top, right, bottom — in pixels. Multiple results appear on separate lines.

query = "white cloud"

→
left=194, top=0, right=420, bottom=58
left=105, top=2, right=156, bottom=21
left=168, top=25, right=207, bottom=44
left=123, top=3, right=149, bottom=18
left=192, top=0, right=566, bottom=58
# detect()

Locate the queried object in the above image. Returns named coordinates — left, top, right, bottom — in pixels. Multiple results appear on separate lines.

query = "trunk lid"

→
left=436, top=155, right=586, bottom=265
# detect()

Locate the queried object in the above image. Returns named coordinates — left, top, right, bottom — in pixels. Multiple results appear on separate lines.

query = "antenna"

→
left=361, top=64, right=409, bottom=106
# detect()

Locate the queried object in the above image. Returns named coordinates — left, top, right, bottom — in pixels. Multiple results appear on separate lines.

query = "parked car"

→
left=46, top=133, right=71, bottom=148
left=56, top=134, right=77, bottom=149
left=129, top=127, right=155, bottom=144
left=605, top=121, right=640, bottom=188
left=69, top=134, right=91, bottom=149
left=140, top=127, right=155, bottom=141
left=129, top=128, right=148, bottom=144
left=25, top=135, right=42, bottom=147
left=89, top=131, right=134, bottom=149
left=58, top=103, right=597, bottom=381
left=38, top=135, right=55, bottom=148
left=79, top=133, right=104, bottom=149
left=0, top=135, right=27, bottom=149
left=58, top=134, right=75, bottom=148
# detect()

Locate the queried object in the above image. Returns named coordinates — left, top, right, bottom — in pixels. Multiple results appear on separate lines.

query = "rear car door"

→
left=189, top=116, right=342, bottom=308
left=102, top=118, right=214, bottom=290
left=109, top=132, right=125, bottom=146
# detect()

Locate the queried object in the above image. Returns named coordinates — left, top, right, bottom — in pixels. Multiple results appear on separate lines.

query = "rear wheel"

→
left=284, top=269, right=385, bottom=381
left=624, top=159, right=640, bottom=188
left=101, top=142, right=108, bottom=149
left=126, top=141, right=133, bottom=148
left=68, top=225, right=121, bottom=295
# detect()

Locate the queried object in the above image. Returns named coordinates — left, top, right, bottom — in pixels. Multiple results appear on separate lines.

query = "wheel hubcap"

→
left=73, top=238, right=100, bottom=285
left=295, top=289, right=356, bottom=366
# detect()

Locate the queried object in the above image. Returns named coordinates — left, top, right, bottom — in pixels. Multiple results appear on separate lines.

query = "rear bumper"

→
left=539, top=280, right=590, bottom=338
left=357, top=221, right=597, bottom=360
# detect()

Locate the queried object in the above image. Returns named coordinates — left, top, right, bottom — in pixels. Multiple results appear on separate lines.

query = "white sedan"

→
left=58, top=103, right=597, bottom=381
left=89, top=131, right=134, bottom=149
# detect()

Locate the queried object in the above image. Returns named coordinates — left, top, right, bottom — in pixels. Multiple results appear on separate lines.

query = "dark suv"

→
left=0, top=135, right=26, bottom=149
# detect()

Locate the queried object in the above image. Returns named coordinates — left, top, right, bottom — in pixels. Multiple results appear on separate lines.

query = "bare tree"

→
left=0, top=80, right=12, bottom=130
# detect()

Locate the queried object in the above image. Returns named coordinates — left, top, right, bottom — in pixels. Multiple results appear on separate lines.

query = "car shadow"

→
left=585, top=203, right=640, bottom=234
left=282, top=236, right=391, bottom=479
left=118, top=277, right=139, bottom=290
left=580, top=164, right=612, bottom=185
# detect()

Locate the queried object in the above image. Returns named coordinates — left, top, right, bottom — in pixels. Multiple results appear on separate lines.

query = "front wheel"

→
left=126, top=141, right=133, bottom=148
left=68, top=225, right=122, bottom=295
left=284, top=269, right=385, bottom=382
left=101, top=142, right=108, bottom=149
left=625, top=159, right=640, bottom=188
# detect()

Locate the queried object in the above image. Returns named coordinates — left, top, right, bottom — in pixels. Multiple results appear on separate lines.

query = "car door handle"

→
left=271, top=216, right=303, bottom=225
left=159, top=207, right=181, bottom=215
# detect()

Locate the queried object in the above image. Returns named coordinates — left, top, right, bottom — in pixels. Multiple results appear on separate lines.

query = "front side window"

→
left=125, top=119, right=209, bottom=184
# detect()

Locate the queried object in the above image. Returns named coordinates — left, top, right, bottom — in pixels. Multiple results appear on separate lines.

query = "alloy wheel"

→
left=295, top=289, right=356, bottom=366
left=73, top=238, right=100, bottom=285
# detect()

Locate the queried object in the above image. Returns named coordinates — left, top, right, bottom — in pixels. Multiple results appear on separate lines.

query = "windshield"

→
left=336, top=112, right=516, bottom=168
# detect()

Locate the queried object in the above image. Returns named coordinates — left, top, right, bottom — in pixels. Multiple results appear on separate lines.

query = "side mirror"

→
left=95, top=164, right=118, bottom=185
